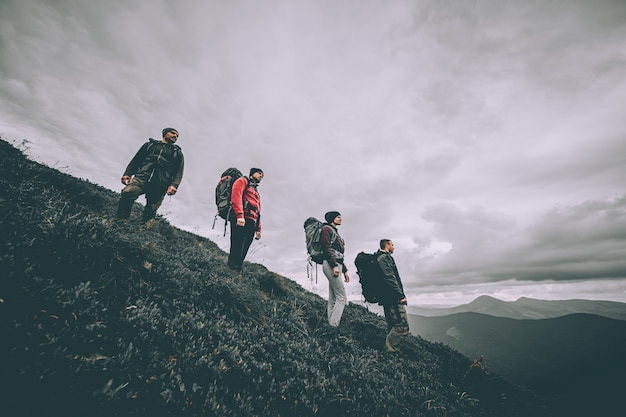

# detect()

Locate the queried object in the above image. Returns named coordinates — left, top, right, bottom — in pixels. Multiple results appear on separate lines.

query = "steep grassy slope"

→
left=0, top=138, right=550, bottom=417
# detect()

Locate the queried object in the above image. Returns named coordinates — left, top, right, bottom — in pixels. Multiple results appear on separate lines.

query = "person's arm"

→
left=320, top=226, right=339, bottom=268
left=167, top=152, right=184, bottom=195
left=123, top=143, right=149, bottom=179
left=170, top=152, right=184, bottom=189
left=230, top=177, right=247, bottom=225
left=255, top=205, right=261, bottom=238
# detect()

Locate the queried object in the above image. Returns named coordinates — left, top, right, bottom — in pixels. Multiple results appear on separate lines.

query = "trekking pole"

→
left=306, top=257, right=318, bottom=285
left=223, top=207, right=232, bottom=237
left=211, top=211, right=229, bottom=237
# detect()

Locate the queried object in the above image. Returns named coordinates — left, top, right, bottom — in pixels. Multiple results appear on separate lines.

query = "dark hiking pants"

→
left=116, top=177, right=167, bottom=221
left=383, top=303, right=409, bottom=352
left=227, top=218, right=257, bottom=272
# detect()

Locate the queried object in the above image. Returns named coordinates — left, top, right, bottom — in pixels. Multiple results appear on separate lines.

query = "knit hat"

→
left=162, top=127, right=179, bottom=137
left=325, top=211, right=341, bottom=224
left=249, top=168, right=264, bottom=177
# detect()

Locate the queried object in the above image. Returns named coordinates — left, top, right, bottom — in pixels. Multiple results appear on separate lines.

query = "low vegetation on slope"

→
left=0, top=138, right=550, bottom=417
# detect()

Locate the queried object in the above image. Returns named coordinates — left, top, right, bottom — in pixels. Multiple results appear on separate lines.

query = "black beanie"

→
left=325, top=211, right=341, bottom=224
left=249, top=168, right=264, bottom=177
left=162, top=127, right=179, bottom=137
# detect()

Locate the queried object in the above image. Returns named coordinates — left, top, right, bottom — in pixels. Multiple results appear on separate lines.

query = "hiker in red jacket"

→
left=227, top=168, right=263, bottom=272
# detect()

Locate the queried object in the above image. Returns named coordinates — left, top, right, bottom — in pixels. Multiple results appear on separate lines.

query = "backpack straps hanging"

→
left=212, top=205, right=233, bottom=237
left=306, top=255, right=318, bottom=285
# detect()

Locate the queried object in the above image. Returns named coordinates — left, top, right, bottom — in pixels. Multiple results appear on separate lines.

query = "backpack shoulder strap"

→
left=145, top=139, right=155, bottom=153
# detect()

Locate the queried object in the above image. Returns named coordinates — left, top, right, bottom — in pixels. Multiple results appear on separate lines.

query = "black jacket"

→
left=376, top=250, right=405, bottom=304
left=123, top=139, right=184, bottom=188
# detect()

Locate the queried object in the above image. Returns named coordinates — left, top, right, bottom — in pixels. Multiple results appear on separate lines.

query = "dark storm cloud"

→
left=412, top=195, right=626, bottom=289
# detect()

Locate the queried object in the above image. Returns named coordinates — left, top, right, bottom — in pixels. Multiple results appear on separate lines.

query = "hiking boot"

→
left=385, top=345, right=400, bottom=355
left=143, top=218, right=156, bottom=229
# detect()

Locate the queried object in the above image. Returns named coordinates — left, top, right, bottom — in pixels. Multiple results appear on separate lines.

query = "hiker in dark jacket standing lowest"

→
left=227, top=168, right=263, bottom=272
left=321, top=211, right=350, bottom=328
left=116, top=128, right=184, bottom=226
left=376, top=239, right=409, bottom=352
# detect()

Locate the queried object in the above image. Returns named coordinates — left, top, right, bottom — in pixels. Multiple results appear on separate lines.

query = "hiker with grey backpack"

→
left=304, top=211, right=350, bottom=328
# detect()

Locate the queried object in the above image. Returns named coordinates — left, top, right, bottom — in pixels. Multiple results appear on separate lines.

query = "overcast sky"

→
left=2, top=0, right=626, bottom=307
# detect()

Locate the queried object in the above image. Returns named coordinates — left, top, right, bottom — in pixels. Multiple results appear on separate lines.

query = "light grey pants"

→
left=323, top=260, right=347, bottom=327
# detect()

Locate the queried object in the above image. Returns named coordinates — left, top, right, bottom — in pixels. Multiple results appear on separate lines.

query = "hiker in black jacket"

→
left=376, top=239, right=409, bottom=352
left=115, top=128, right=184, bottom=225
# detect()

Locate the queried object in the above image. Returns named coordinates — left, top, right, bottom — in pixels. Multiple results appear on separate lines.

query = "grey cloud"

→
left=412, top=195, right=626, bottom=288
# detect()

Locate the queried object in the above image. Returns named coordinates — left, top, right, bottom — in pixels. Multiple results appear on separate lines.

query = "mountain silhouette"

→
left=0, top=137, right=550, bottom=417
left=408, top=294, right=626, bottom=321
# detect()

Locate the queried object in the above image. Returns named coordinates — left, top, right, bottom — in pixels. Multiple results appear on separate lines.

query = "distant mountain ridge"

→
left=408, top=295, right=626, bottom=320
left=408, top=311, right=626, bottom=417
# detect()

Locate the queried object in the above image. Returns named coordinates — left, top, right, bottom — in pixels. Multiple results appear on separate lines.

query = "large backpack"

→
left=212, top=168, right=245, bottom=235
left=354, top=251, right=385, bottom=304
left=304, top=217, right=326, bottom=264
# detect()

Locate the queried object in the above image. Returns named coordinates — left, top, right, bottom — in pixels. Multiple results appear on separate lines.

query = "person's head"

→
left=162, top=127, right=179, bottom=144
left=325, top=211, right=341, bottom=226
left=380, top=239, right=394, bottom=254
left=249, top=168, right=264, bottom=183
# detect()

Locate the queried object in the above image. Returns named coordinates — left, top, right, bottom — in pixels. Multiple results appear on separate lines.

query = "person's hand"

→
left=333, top=266, right=340, bottom=277
left=255, top=231, right=261, bottom=240
left=344, top=272, right=350, bottom=283
left=121, top=175, right=131, bottom=185
left=399, top=298, right=407, bottom=305
left=236, top=218, right=245, bottom=227
left=166, top=186, right=177, bottom=195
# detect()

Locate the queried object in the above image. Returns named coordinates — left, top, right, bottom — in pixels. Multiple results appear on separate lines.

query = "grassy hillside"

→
left=0, top=138, right=550, bottom=417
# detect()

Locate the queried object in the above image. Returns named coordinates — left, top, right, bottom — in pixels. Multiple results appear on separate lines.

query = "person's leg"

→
left=384, top=303, right=409, bottom=352
left=323, top=260, right=347, bottom=327
left=237, top=219, right=257, bottom=264
left=116, top=178, right=145, bottom=219
left=143, top=185, right=166, bottom=222
left=323, top=261, right=336, bottom=323
left=228, top=220, right=246, bottom=271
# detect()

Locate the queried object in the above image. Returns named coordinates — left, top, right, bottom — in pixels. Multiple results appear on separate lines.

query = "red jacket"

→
left=230, top=176, right=261, bottom=232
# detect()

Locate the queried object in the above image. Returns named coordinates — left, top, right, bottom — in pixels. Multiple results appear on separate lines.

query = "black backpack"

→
left=215, top=168, right=243, bottom=220
left=212, top=168, right=248, bottom=235
left=354, top=251, right=385, bottom=304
